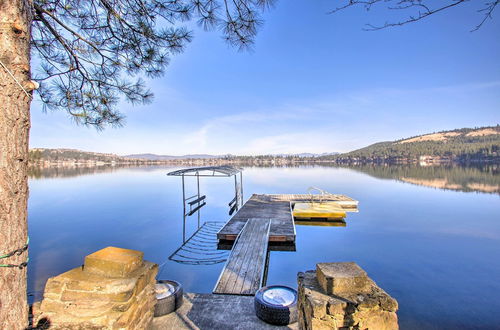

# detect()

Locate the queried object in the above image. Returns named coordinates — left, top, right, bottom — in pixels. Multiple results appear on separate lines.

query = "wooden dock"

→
left=213, top=218, right=271, bottom=295
left=217, top=194, right=358, bottom=242
left=213, top=193, right=358, bottom=295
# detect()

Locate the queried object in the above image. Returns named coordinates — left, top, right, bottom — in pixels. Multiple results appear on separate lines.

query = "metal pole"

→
left=197, top=172, right=200, bottom=228
left=262, top=249, right=270, bottom=287
left=240, top=171, right=243, bottom=207
left=182, top=174, right=186, bottom=243
left=234, top=174, right=238, bottom=210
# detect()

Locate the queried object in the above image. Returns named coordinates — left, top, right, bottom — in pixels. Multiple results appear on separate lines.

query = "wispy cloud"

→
left=180, top=80, right=500, bottom=154
left=182, top=108, right=310, bottom=149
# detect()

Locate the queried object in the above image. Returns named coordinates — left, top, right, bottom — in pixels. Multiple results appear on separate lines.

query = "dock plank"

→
left=218, top=194, right=295, bottom=242
left=263, top=194, right=358, bottom=207
left=218, top=221, right=255, bottom=294
left=213, top=218, right=270, bottom=295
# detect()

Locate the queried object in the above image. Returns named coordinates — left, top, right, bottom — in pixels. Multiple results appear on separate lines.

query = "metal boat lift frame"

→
left=165, top=166, right=244, bottom=265
left=167, top=166, right=244, bottom=241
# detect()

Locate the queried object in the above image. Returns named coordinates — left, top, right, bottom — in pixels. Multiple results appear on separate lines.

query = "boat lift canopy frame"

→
left=167, top=166, right=244, bottom=234
left=168, top=165, right=242, bottom=178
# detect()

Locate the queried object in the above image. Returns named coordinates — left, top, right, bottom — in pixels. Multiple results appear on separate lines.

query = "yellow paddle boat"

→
left=293, top=201, right=347, bottom=220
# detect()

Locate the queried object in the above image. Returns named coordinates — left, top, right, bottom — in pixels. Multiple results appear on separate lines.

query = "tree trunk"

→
left=0, top=0, right=33, bottom=328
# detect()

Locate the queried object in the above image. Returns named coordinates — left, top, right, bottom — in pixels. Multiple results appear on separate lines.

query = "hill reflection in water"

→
left=343, top=164, right=499, bottom=195
left=28, top=164, right=170, bottom=179
left=29, top=163, right=499, bottom=195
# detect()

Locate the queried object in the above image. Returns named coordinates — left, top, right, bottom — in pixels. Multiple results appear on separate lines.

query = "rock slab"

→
left=316, top=262, right=371, bottom=295
left=32, top=246, right=157, bottom=329
left=84, top=246, right=144, bottom=278
left=298, top=263, right=398, bottom=330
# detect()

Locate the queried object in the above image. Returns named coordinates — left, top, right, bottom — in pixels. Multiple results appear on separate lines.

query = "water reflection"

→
left=165, top=221, right=229, bottom=267
left=27, top=164, right=149, bottom=179
left=29, top=163, right=500, bottom=195
left=27, top=164, right=500, bottom=329
left=343, top=164, right=499, bottom=194
left=295, top=220, right=347, bottom=227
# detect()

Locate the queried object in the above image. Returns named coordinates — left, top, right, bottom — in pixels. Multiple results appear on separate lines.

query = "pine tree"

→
left=0, top=0, right=274, bottom=327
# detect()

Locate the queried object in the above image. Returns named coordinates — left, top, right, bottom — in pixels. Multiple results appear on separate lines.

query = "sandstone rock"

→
left=316, top=262, right=371, bottom=295
left=298, top=263, right=399, bottom=330
left=84, top=246, right=144, bottom=278
left=33, top=247, right=158, bottom=329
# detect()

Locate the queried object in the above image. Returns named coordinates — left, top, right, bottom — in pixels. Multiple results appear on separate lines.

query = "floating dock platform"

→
left=217, top=194, right=358, bottom=242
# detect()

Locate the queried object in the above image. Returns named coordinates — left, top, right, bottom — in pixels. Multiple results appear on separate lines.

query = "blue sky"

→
left=29, top=0, right=500, bottom=155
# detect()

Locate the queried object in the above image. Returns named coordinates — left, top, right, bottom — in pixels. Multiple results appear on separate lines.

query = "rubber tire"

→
left=154, top=280, right=183, bottom=317
left=254, top=285, right=298, bottom=326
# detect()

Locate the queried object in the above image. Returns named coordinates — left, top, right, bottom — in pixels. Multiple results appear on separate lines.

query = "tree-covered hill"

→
left=29, top=148, right=124, bottom=162
left=326, top=126, right=500, bottom=164
left=30, top=126, right=500, bottom=165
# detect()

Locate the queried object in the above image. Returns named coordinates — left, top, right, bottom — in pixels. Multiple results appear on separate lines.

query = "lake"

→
left=27, top=164, right=500, bottom=329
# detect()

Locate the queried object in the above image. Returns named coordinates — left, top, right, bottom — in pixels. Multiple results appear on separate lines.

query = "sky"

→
left=29, top=0, right=500, bottom=156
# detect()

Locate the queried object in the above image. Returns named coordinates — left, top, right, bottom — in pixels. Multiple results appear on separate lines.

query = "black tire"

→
left=154, top=280, right=183, bottom=317
left=254, top=285, right=298, bottom=326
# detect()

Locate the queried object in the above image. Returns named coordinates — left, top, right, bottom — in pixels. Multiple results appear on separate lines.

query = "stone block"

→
left=48, top=267, right=138, bottom=293
left=84, top=246, right=144, bottom=278
left=60, top=288, right=134, bottom=303
left=379, top=291, right=399, bottom=312
left=66, top=279, right=105, bottom=292
left=35, top=247, right=157, bottom=329
left=327, top=300, right=347, bottom=315
left=45, top=278, right=64, bottom=294
left=316, top=262, right=371, bottom=295
left=299, top=263, right=399, bottom=330
left=40, top=298, right=68, bottom=313
left=112, top=295, right=136, bottom=313
left=66, top=302, right=116, bottom=320
left=351, top=309, right=399, bottom=330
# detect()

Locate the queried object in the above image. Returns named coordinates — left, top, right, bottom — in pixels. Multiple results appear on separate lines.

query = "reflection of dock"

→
left=217, top=194, right=357, bottom=242
left=295, top=220, right=346, bottom=227
left=168, top=221, right=228, bottom=265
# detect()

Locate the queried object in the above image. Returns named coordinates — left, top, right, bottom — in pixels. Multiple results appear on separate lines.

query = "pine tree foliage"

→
left=32, top=0, right=275, bottom=128
left=29, top=0, right=498, bottom=128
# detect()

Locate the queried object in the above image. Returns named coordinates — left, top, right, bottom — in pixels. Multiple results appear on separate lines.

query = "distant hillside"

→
left=28, top=148, right=225, bottom=165
left=30, top=126, right=499, bottom=166
left=29, top=148, right=124, bottom=162
left=123, top=153, right=225, bottom=160
left=295, top=152, right=339, bottom=157
left=325, top=126, right=500, bottom=164
left=123, top=152, right=338, bottom=160
left=29, top=148, right=338, bottom=166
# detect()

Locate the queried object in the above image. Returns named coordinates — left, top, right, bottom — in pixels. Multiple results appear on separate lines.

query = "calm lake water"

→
left=28, top=164, right=500, bottom=329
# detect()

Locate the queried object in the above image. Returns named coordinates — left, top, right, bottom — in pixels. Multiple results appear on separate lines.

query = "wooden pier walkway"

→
left=213, top=194, right=358, bottom=295
left=217, top=194, right=358, bottom=242
left=213, top=218, right=271, bottom=295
